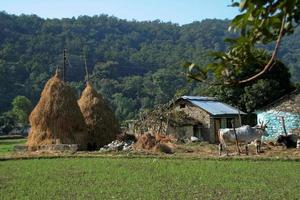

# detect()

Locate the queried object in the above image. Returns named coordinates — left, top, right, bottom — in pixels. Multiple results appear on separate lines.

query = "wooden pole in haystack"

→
left=63, top=49, right=67, bottom=81
left=231, top=119, right=240, bottom=155
left=84, top=55, right=89, bottom=82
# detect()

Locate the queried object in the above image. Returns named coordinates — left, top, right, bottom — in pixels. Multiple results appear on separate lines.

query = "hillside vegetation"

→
left=0, top=12, right=299, bottom=120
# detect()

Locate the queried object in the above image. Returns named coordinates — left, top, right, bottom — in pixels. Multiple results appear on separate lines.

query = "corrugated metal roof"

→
left=182, top=96, right=216, bottom=101
left=181, top=96, right=245, bottom=115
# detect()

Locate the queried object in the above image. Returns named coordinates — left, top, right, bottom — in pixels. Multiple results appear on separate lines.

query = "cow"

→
left=276, top=134, right=299, bottom=148
left=218, top=120, right=269, bottom=156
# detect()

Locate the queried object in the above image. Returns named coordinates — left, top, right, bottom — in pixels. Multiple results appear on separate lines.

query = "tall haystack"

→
left=27, top=72, right=88, bottom=150
left=78, top=82, right=120, bottom=149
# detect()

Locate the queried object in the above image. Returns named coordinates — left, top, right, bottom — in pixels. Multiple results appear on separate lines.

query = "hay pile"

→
left=134, top=133, right=175, bottom=154
left=27, top=72, right=88, bottom=150
left=78, top=82, right=120, bottom=149
left=134, top=133, right=157, bottom=150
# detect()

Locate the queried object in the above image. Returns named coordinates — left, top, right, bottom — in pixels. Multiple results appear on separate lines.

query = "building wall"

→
left=256, top=92, right=300, bottom=140
left=257, top=110, right=300, bottom=140
left=173, top=102, right=212, bottom=141
left=174, top=102, right=211, bottom=125
left=167, top=125, right=194, bottom=139
left=172, top=102, right=241, bottom=143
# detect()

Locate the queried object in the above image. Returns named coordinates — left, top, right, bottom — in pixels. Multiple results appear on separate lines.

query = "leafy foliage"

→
left=230, top=0, right=300, bottom=43
left=187, top=0, right=300, bottom=84
left=204, top=50, right=293, bottom=112
left=0, top=12, right=299, bottom=121
left=0, top=112, right=16, bottom=134
left=11, top=96, right=32, bottom=124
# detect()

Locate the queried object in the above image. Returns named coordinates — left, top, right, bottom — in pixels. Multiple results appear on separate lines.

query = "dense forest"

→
left=0, top=12, right=299, bottom=123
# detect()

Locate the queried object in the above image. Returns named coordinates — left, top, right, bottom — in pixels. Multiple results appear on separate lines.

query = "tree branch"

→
left=237, top=14, right=286, bottom=84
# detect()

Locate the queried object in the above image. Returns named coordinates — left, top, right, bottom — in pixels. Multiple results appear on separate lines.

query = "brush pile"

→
left=27, top=72, right=88, bottom=150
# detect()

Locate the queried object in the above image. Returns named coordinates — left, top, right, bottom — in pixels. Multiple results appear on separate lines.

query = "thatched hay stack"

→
left=78, top=82, right=120, bottom=149
left=27, top=72, right=88, bottom=150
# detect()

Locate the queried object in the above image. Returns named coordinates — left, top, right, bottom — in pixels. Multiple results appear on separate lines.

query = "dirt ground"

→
left=174, top=142, right=300, bottom=159
left=3, top=142, right=300, bottom=161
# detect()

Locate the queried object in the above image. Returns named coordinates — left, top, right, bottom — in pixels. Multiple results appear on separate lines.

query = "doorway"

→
left=193, top=124, right=202, bottom=139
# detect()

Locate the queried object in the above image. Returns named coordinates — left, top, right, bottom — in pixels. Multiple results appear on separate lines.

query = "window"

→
left=180, top=103, right=186, bottom=108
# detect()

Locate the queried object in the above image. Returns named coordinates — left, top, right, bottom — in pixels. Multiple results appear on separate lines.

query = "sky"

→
left=0, top=0, right=240, bottom=25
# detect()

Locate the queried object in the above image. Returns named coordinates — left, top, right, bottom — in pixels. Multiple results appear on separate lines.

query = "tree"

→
left=11, top=96, right=32, bottom=124
left=0, top=112, right=15, bottom=134
left=186, top=0, right=300, bottom=84
left=0, top=12, right=300, bottom=122
left=203, top=49, right=293, bottom=112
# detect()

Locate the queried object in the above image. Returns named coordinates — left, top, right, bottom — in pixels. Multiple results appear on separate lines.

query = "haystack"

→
left=78, top=82, right=120, bottom=149
left=27, top=72, right=88, bottom=150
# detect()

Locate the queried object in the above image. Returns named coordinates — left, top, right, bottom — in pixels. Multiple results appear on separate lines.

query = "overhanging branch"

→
left=237, top=14, right=286, bottom=84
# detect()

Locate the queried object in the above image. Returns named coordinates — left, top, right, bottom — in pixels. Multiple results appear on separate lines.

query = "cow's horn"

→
left=258, top=119, right=262, bottom=125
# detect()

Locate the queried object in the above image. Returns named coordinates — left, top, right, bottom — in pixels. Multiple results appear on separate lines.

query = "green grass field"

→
left=0, top=138, right=26, bottom=156
left=1, top=157, right=300, bottom=199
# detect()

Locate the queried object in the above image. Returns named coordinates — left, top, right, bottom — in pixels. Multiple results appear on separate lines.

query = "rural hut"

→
left=78, top=82, right=120, bottom=150
left=256, top=90, right=300, bottom=140
left=27, top=71, right=88, bottom=150
left=167, top=96, right=245, bottom=143
left=132, top=96, right=245, bottom=143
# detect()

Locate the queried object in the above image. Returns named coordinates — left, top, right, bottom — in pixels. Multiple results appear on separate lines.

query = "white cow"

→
left=218, top=121, right=269, bottom=156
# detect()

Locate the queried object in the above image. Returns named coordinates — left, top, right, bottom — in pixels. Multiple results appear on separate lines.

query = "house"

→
left=166, top=96, right=245, bottom=143
left=256, top=90, right=300, bottom=140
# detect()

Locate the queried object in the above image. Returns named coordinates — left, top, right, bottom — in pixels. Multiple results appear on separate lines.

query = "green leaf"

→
left=231, top=2, right=240, bottom=7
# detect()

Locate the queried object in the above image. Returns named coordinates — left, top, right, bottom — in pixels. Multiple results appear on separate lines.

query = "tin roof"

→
left=181, top=96, right=246, bottom=115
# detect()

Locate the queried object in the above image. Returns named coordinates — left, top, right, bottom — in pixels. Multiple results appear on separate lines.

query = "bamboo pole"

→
left=279, top=116, right=287, bottom=136
left=238, top=110, right=242, bottom=127
left=63, top=49, right=66, bottom=81
left=84, top=55, right=89, bottom=82
left=231, top=119, right=240, bottom=155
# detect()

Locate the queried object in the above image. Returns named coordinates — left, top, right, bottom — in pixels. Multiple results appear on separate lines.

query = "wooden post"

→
left=158, top=116, right=163, bottom=134
left=63, top=49, right=67, bottom=81
left=84, top=55, right=89, bottom=82
left=231, top=120, right=240, bottom=155
left=279, top=116, right=287, bottom=136
left=238, top=110, right=242, bottom=127
left=165, top=112, right=169, bottom=135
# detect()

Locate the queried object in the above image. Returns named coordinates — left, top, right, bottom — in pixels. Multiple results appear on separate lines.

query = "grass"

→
left=1, top=157, right=300, bottom=199
left=0, top=138, right=26, bottom=156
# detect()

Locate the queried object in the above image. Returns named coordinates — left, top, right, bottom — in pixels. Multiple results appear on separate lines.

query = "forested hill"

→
left=0, top=12, right=299, bottom=121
